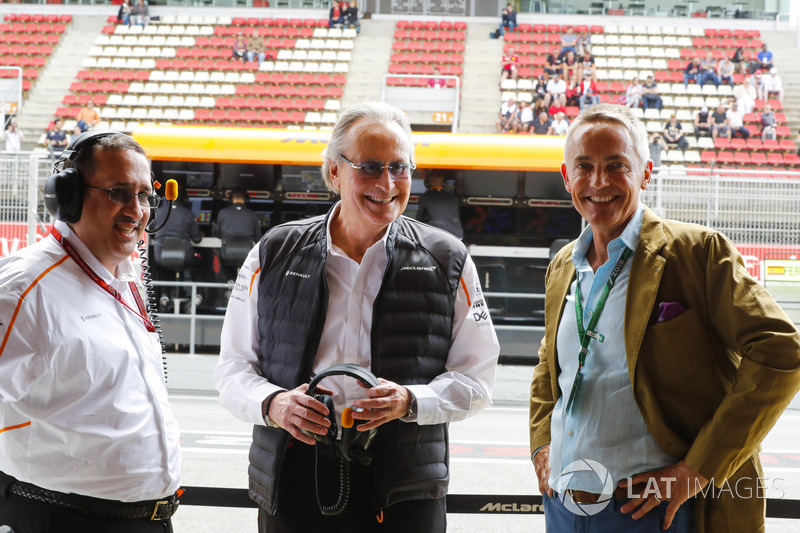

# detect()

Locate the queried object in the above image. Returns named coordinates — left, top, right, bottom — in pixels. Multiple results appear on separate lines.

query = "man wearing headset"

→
left=0, top=132, right=181, bottom=532
left=214, top=102, right=499, bottom=532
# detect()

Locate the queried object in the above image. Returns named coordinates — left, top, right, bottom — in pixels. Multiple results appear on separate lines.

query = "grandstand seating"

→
left=497, top=23, right=796, bottom=168
left=0, top=14, right=70, bottom=93
left=58, top=16, right=352, bottom=131
left=387, top=20, right=464, bottom=87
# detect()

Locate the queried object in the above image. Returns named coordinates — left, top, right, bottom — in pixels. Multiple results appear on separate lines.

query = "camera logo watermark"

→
left=557, top=459, right=615, bottom=516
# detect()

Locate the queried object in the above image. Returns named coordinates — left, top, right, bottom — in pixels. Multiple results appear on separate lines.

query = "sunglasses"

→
left=85, top=185, right=161, bottom=209
left=339, top=154, right=415, bottom=180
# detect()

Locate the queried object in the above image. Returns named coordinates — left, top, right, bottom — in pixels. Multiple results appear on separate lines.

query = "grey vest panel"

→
left=248, top=212, right=467, bottom=513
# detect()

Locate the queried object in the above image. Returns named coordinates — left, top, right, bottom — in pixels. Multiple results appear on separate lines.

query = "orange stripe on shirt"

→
left=459, top=276, right=471, bottom=308
left=249, top=267, right=261, bottom=299
left=0, top=421, right=31, bottom=434
left=0, top=255, right=69, bottom=358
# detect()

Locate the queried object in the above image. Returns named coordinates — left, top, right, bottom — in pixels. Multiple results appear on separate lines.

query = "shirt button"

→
left=568, top=430, right=574, bottom=437
left=587, top=310, right=593, bottom=317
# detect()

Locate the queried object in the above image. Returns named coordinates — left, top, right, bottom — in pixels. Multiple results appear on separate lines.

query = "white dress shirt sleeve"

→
left=0, top=288, right=47, bottom=402
left=405, top=255, right=500, bottom=425
left=213, top=244, right=284, bottom=426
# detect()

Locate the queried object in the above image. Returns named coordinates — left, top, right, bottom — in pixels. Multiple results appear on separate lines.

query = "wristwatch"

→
left=405, top=392, right=418, bottom=420
left=262, top=391, right=283, bottom=428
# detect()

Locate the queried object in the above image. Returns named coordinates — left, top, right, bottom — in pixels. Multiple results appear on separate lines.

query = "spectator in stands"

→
left=548, top=101, right=567, bottom=119
left=131, top=0, right=149, bottom=28
left=642, top=75, right=663, bottom=110
left=663, top=115, right=689, bottom=151
left=548, top=112, right=569, bottom=136
left=232, top=33, right=248, bottom=63
left=561, top=51, right=579, bottom=81
left=428, top=67, right=446, bottom=89
left=625, top=77, right=643, bottom=109
left=578, top=71, right=599, bottom=111
left=765, top=68, right=784, bottom=104
left=760, top=104, right=777, bottom=141
left=757, top=43, right=774, bottom=72
left=727, top=102, right=750, bottom=139
left=499, top=3, right=517, bottom=37
left=543, top=72, right=567, bottom=109
left=76, top=99, right=101, bottom=133
left=717, top=57, right=735, bottom=87
left=683, top=58, right=701, bottom=87
left=45, top=119, right=68, bottom=163
left=699, top=51, right=720, bottom=88
left=735, top=75, right=757, bottom=114
left=247, top=29, right=267, bottom=66
left=731, top=46, right=747, bottom=74
left=513, top=100, right=534, bottom=133
left=544, top=53, right=562, bottom=78
left=560, top=26, right=578, bottom=59
left=532, top=74, right=547, bottom=106
left=328, top=1, right=343, bottom=28
left=500, top=47, right=519, bottom=83
left=343, top=1, right=360, bottom=33
left=565, top=75, right=581, bottom=107
left=532, top=111, right=552, bottom=136
left=117, top=0, right=132, bottom=26
left=2, top=121, right=23, bottom=153
left=416, top=170, right=463, bottom=239
left=578, top=49, right=596, bottom=81
left=711, top=104, right=731, bottom=140
left=576, top=30, right=592, bottom=56
left=70, top=125, right=82, bottom=144
left=694, top=106, right=712, bottom=139
left=649, top=132, right=668, bottom=172
left=495, top=97, right=517, bottom=133
left=752, top=70, right=765, bottom=101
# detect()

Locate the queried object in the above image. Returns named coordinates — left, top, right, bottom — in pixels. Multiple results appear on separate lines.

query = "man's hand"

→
left=350, top=378, right=410, bottom=431
left=533, top=445, right=554, bottom=497
left=617, top=460, right=709, bottom=529
left=267, top=384, right=332, bottom=446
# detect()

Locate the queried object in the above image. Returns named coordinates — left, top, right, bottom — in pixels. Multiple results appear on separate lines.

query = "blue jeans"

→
left=543, top=492, right=695, bottom=533
left=499, top=21, right=516, bottom=36
left=699, top=71, right=720, bottom=87
left=683, top=73, right=697, bottom=86
left=643, top=94, right=663, bottom=110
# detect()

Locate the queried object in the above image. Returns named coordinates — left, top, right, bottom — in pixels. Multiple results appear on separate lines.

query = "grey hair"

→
left=321, top=101, right=414, bottom=194
left=563, top=103, right=649, bottom=167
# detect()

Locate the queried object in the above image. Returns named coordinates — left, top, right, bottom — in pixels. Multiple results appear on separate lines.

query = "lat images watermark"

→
left=557, top=459, right=785, bottom=517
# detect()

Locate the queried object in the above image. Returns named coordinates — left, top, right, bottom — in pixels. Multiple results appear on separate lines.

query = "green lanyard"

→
left=565, top=246, right=633, bottom=412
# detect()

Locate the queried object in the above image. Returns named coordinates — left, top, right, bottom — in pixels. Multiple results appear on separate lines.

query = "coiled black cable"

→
left=315, top=452, right=350, bottom=516
left=139, top=239, right=167, bottom=382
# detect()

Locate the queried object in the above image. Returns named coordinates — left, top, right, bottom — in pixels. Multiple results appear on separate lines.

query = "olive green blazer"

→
left=529, top=206, right=800, bottom=532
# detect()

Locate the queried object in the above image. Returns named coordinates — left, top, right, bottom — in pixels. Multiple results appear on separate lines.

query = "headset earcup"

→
left=44, top=167, right=83, bottom=223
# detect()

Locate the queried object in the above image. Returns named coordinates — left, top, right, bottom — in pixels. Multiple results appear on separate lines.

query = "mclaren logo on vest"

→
left=400, top=265, right=438, bottom=271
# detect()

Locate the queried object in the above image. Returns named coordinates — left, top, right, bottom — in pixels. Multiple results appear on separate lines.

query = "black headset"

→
left=44, top=129, right=161, bottom=225
left=305, top=363, right=380, bottom=463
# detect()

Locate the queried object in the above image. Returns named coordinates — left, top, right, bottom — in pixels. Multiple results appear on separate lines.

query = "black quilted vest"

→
left=249, top=209, right=468, bottom=514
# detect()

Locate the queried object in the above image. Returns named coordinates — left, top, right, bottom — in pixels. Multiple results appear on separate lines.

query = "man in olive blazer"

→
left=529, top=104, right=800, bottom=533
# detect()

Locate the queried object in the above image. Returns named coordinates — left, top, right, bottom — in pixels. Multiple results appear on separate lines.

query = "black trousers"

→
left=258, top=442, right=446, bottom=533
left=0, top=491, right=173, bottom=533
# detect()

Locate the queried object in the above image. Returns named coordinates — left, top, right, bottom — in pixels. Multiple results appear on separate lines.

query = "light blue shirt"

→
left=548, top=204, right=674, bottom=493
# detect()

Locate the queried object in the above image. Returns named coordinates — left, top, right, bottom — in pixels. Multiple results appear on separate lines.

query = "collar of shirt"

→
left=55, top=220, right=137, bottom=289
left=324, top=201, right=391, bottom=260
left=571, top=202, right=644, bottom=274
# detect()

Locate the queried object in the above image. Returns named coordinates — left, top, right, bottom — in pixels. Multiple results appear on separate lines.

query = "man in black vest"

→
left=214, top=101, right=499, bottom=532
left=213, top=187, right=262, bottom=281
left=416, top=170, right=463, bottom=239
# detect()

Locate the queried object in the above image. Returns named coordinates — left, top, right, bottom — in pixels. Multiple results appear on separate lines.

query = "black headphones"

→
left=305, top=363, right=380, bottom=463
left=44, top=129, right=160, bottom=225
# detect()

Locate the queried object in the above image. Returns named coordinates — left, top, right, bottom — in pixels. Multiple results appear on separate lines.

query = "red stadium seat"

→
left=750, top=152, right=767, bottom=165
left=700, top=151, right=716, bottom=163
left=733, top=152, right=750, bottom=165
left=780, top=140, right=797, bottom=152
left=766, top=153, right=784, bottom=166
left=716, top=150, right=734, bottom=164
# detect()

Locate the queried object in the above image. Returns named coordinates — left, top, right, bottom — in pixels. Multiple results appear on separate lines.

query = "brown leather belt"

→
left=567, top=486, right=627, bottom=504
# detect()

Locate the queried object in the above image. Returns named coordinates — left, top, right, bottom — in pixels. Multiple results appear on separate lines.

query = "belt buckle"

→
left=150, top=500, right=169, bottom=521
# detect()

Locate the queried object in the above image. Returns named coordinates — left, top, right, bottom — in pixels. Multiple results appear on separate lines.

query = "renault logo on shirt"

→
left=285, top=270, right=311, bottom=279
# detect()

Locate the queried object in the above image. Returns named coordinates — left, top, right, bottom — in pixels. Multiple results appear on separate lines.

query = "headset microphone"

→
left=145, top=178, right=178, bottom=234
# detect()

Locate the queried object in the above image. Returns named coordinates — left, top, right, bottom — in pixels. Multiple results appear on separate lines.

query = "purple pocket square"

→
left=656, top=302, right=686, bottom=323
